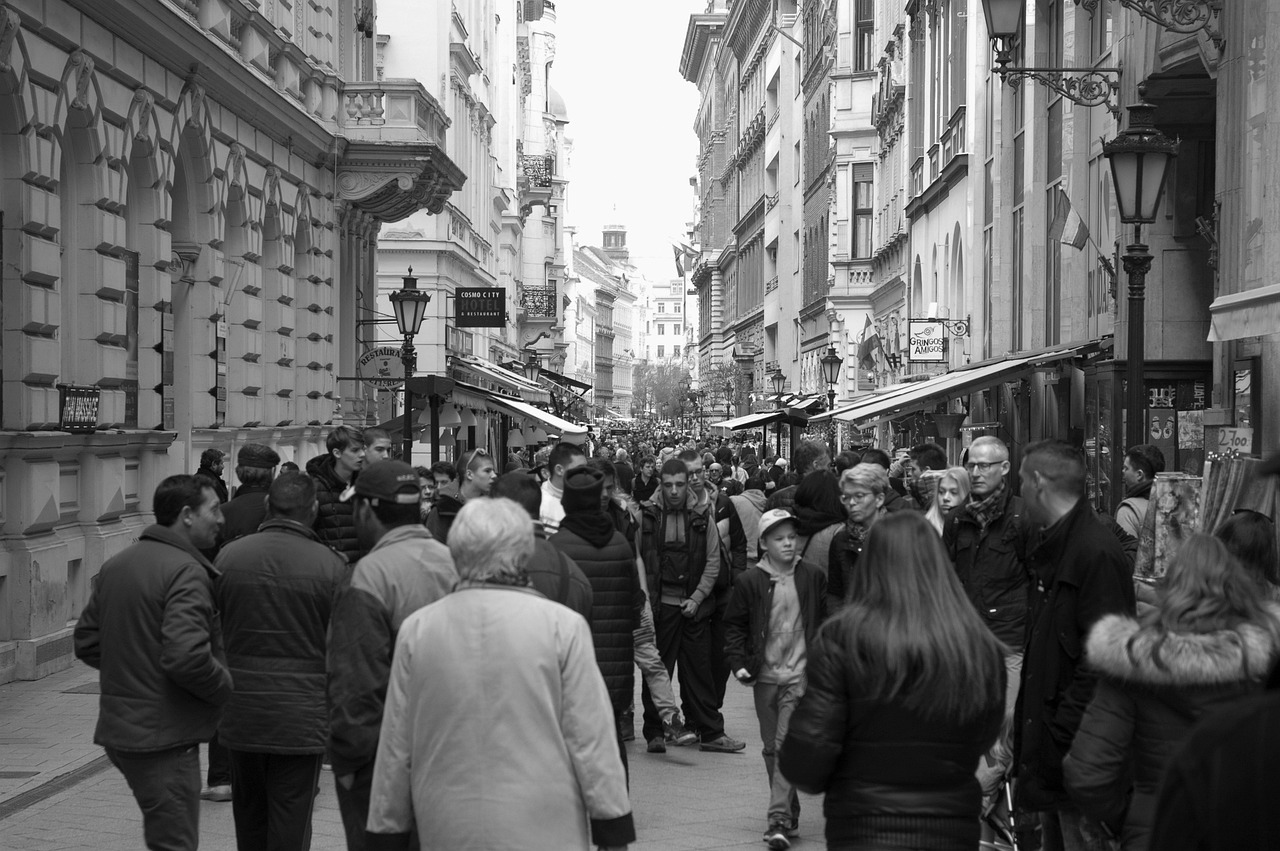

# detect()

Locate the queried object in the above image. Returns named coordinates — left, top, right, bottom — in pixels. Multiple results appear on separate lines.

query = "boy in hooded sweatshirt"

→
left=724, top=509, right=828, bottom=850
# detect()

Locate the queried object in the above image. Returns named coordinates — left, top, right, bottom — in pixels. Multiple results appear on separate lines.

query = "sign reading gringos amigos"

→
left=907, top=320, right=947, bottom=362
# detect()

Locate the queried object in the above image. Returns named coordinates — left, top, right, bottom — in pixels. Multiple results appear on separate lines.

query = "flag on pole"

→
left=857, top=314, right=881, bottom=370
left=673, top=244, right=686, bottom=278
left=1047, top=186, right=1090, bottom=250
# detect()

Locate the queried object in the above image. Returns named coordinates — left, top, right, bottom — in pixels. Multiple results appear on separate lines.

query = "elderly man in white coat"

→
left=366, top=497, right=635, bottom=851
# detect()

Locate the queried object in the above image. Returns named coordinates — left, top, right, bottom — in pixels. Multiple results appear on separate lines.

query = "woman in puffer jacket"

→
left=1064, top=533, right=1280, bottom=851
left=778, top=512, right=1007, bottom=851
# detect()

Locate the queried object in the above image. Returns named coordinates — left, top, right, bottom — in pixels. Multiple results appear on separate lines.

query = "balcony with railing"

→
left=520, top=154, right=555, bottom=188
left=518, top=283, right=557, bottom=319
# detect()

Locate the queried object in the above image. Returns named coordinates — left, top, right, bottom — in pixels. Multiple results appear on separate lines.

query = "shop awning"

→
left=816, top=342, right=1096, bottom=425
left=539, top=366, right=593, bottom=392
left=1208, top=283, right=1280, bottom=342
left=486, top=395, right=588, bottom=443
left=709, top=407, right=812, bottom=431
left=457, top=356, right=548, bottom=400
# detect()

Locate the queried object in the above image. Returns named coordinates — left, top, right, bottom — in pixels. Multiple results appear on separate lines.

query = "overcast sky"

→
left=554, top=1, right=704, bottom=284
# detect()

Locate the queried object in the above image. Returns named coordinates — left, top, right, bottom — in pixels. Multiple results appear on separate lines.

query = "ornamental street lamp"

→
left=724, top=380, right=734, bottom=419
left=388, top=267, right=431, bottom=464
left=770, top=368, right=786, bottom=456
left=523, top=349, right=541, bottom=384
left=1103, top=101, right=1177, bottom=449
left=820, top=346, right=843, bottom=413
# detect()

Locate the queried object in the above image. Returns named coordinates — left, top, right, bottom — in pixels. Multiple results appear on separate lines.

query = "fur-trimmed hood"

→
left=1086, top=604, right=1280, bottom=687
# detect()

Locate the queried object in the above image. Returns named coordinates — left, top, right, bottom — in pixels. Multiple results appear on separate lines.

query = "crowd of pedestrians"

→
left=68, top=422, right=1280, bottom=851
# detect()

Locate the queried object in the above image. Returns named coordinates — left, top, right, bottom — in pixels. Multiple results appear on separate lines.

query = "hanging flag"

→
left=857, top=315, right=880, bottom=369
left=1048, top=187, right=1090, bottom=250
left=673, top=244, right=685, bottom=278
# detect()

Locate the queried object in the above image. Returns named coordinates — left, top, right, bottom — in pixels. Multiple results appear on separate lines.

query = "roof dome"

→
left=547, top=86, right=569, bottom=119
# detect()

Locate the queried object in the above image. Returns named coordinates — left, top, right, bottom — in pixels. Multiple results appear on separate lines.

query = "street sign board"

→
left=357, top=346, right=406, bottom=390
left=456, top=287, right=506, bottom=327
left=907, top=320, right=946, bottom=362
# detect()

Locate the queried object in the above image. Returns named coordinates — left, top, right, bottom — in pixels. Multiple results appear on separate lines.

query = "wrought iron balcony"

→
left=519, top=283, right=557, bottom=319
left=520, top=155, right=555, bottom=188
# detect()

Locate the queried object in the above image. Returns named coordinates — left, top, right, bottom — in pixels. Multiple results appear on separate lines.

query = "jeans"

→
left=1041, top=806, right=1117, bottom=851
left=641, top=602, right=724, bottom=743
left=107, top=744, right=202, bottom=851
left=754, top=679, right=804, bottom=824
left=633, top=599, right=679, bottom=722
left=228, top=750, right=323, bottom=851
left=335, top=762, right=419, bottom=851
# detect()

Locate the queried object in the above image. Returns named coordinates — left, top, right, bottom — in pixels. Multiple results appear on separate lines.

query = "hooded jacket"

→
left=723, top=558, right=827, bottom=680
left=305, top=453, right=363, bottom=564
left=1064, top=608, right=1280, bottom=850
left=74, top=525, right=233, bottom=753
left=730, top=488, right=768, bottom=570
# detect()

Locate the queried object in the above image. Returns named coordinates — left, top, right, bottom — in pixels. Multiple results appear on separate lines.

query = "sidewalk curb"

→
left=0, top=754, right=111, bottom=822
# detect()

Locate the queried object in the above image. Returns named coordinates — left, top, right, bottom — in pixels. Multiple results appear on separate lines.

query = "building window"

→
left=657, top=345, right=665, bottom=358
left=674, top=303, right=681, bottom=313
left=853, top=163, right=873, bottom=258
left=658, top=303, right=664, bottom=313
left=674, top=323, right=681, bottom=334
left=855, top=0, right=874, bottom=71
left=657, top=323, right=665, bottom=335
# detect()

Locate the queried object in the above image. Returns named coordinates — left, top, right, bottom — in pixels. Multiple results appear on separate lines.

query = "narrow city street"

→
left=0, top=664, right=825, bottom=851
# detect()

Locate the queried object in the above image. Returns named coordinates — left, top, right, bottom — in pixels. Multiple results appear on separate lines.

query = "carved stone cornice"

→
left=338, top=141, right=466, bottom=222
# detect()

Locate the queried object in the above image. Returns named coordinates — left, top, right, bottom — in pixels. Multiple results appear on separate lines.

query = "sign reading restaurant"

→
left=907, top=320, right=947, bottom=362
left=456, top=287, right=506, bottom=328
left=357, top=346, right=406, bottom=390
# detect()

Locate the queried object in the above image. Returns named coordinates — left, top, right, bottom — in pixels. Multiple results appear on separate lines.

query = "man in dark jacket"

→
left=327, top=461, right=457, bottom=851
left=74, top=474, right=233, bottom=851
left=214, top=472, right=346, bottom=851
left=219, top=443, right=280, bottom=544
left=633, top=455, right=659, bottom=504
left=550, top=466, right=643, bottom=775
left=425, top=448, right=497, bottom=543
left=765, top=440, right=831, bottom=513
left=197, top=448, right=230, bottom=504
left=1015, top=440, right=1135, bottom=848
left=306, top=425, right=366, bottom=563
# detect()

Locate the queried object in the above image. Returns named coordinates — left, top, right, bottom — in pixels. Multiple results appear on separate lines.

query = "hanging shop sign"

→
left=356, top=346, right=406, bottom=390
left=455, top=287, right=506, bottom=328
left=58, top=384, right=101, bottom=433
left=907, top=320, right=947, bottom=362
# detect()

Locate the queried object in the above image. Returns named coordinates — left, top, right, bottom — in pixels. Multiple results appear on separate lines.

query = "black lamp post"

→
left=820, top=346, right=842, bottom=413
left=523, top=349, right=541, bottom=384
left=1103, top=101, right=1177, bottom=449
left=724, top=380, right=733, bottom=419
left=981, top=0, right=1025, bottom=68
left=770, top=367, right=786, bottom=457
left=388, top=267, right=431, bottom=464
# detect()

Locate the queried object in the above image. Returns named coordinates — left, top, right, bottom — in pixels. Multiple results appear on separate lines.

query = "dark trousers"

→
left=641, top=602, right=724, bottom=743
left=206, top=733, right=231, bottom=786
left=228, top=750, right=322, bottom=851
left=335, top=762, right=420, bottom=851
left=709, top=595, right=732, bottom=709
left=107, top=744, right=201, bottom=851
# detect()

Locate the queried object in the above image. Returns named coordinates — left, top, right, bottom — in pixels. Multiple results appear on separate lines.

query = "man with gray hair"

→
left=826, top=463, right=890, bottom=611
left=367, top=498, right=636, bottom=850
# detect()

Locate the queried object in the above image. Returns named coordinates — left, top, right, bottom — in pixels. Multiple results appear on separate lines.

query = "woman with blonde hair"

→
left=923, top=466, right=971, bottom=535
left=780, top=512, right=1007, bottom=851
left=1065, top=533, right=1280, bottom=851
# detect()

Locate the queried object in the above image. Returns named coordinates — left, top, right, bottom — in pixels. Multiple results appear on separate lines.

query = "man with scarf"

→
left=1115, top=443, right=1164, bottom=538
left=942, top=436, right=1030, bottom=719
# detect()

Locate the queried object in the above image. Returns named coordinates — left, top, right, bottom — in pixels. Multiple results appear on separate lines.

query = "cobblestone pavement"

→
left=0, top=663, right=826, bottom=850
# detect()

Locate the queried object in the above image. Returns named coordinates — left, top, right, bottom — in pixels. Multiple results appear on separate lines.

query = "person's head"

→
left=588, top=457, right=618, bottom=510
left=935, top=466, right=971, bottom=512
left=659, top=457, right=690, bottom=509
left=345, top=460, right=423, bottom=551
left=1019, top=440, right=1086, bottom=526
left=793, top=440, right=832, bottom=477
left=906, top=443, right=947, bottom=484
left=859, top=448, right=892, bottom=471
left=1216, top=511, right=1279, bottom=587
left=414, top=465, right=435, bottom=504
left=841, top=512, right=1007, bottom=723
left=677, top=449, right=708, bottom=494
left=616, top=448, right=629, bottom=464
left=1152, top=535, right=1280, bottom=660
left=1123, top=444, right=1166, bottom=490
left=363, top=428, right=394, bottom=464
left=326, top=426, right=366, bottom=480
left=154, top=474, right=223, bottom=550
left=744, top=473, right=767, bottom=493
left=757, top=509, right=798, bottom=568
left=280, top=461, right=300, bottom=473
left=430, top=461, right=456, bottom=492
left=458, top=448, right=497, bottom=499
left=795, top=469, right=846, bottom=521
left=199, top=448, right=225, bottom=476
left=448, top=497, right=535, bottom=583
left=266, top=472, right=319, bottom=525
left=639, top=455, right=657, bottom=477
left=492, top=472, right=542, bottom=522
left=839, top=463, right=889, bottom=526
left=548, top=441, right=589, bottom=487
left=834, top=450, right=863, bottom=475
left=561, top=465, right=606, bottom=517
left=235, top=443, right=281, bottom=489
left=966, top=436, right=1011, bottom=499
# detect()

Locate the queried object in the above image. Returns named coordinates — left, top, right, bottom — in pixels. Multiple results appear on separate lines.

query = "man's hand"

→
left=735, top=668, right=753, bottom=684
left=680, top=598, right=699, bottom=618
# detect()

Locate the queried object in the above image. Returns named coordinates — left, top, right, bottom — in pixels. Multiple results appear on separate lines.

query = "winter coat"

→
left=825, top=517, right=883, bottom=613
left=943, top=488, right=1032, bottom=650
left=1063, top=608, right=1280, bottom=850
left=218, top=482, right=271, bottom=545
left=881, top=487, right=916, bottom=514
left=779, top=614, right=1005, bottom=849
left=366, top=585, right=635, bottom=850
left=765, top=483, right=798, bottom=513
left=525, top=526, right=594, bottom=625
left=638, top=498, right=721, bottom=618
left=1016, top=496, right=1137, bottom=811
left=197, top=465, right=230, bottom=504
left=632, top=472, right=658, bottom=505
left=305, top=453, right=363, bottom=564
left=424, top=483, right=465, bottom=544
left=797, top=522, right=842, bottom=579
left=73, top=525, right=233, bottom=753
left=550, top=517, right=643, bottom=714
left=327, top=524, right=457, bottom=775
left=723, top=560, right=827, bottom=679
left=213, top=518, right=347, bottom=753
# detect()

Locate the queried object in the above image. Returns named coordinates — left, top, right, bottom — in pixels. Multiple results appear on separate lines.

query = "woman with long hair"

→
left=923, top=466, right=971, bottom=536
left=792, top=470, right=847, bottom=578
left=1064, top=533, right=1280, bottom=850
left=779, top=512, right=1007, bottom=851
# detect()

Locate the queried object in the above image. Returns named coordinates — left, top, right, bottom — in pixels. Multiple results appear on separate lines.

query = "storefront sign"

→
left=907, top=320, right=946, bottom=362
left=455, top=287, right=506, bottom=328
left=1217, top=426, right=1254, bottom=453
left=356, top=346, right=406, bottom=390
left=58, top=384, right=100, bottom=434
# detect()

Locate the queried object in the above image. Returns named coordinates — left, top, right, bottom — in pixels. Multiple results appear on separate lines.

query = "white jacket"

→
left=367, top=584, right=634, bottom=850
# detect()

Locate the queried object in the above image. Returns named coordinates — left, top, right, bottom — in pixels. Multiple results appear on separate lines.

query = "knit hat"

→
left=758, top=509, right=796, bottom=540
left=561, top=465, right=604, bottom=514
left=237, top=443, right=280, bottom=469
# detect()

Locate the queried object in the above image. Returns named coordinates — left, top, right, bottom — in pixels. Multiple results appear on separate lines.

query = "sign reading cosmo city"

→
left=455, top=287, right=506, bottom=328
left=907, top=320, right=947, bottom=363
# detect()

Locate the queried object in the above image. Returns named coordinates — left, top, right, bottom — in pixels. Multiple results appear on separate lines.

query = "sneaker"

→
left=646, top=736, right=666, bottom=754
left=700, top=734, right=746, bottom=753
left=762, top=821, right=791, bottom=849
left=785, top=816, right=800, bottom=837
left=200, top=784, right=232, bottom=802
left=663, top=715, right=698, bottom=747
